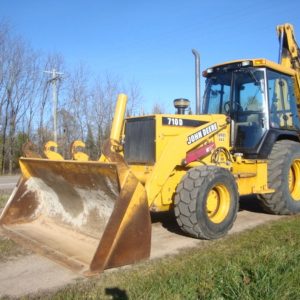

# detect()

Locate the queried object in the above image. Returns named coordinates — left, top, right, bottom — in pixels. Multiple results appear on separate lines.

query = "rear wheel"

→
left=174, top=166, right=239, bottom=239
left=259, top=140, right=300, bottom=214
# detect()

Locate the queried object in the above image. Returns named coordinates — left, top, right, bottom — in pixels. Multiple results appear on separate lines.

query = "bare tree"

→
left=65, top=63, right=91, bottom=141
left=57, top=108, right=78, bottom=158
left=91, top=73, right=122, bottom=152
left=152, top=102, right=165, bottom=114
left=124, top=79, right=143, bottom=117
left=0, top=19, right=145, bottom=171
left=0, top=22, right=66, bottom=173
left=0, top=24, right=41, bottom=173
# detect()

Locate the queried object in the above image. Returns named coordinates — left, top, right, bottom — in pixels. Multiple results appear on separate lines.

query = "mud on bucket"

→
left=0, top=158, right=151, bottom=275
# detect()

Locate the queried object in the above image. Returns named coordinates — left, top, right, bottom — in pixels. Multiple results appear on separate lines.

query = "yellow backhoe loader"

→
left=1, top=23, right=300, bottom=275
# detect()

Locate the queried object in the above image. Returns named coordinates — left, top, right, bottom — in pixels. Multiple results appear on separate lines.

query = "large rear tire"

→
left=174, top=166, right=239, bottom=240
left=259, top=140, right=300, bottom=214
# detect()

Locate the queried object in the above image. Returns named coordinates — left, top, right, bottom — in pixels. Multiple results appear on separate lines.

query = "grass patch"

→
left=0, top=193, right=9, bottom=209
left=0, top=234, right=30, bottom=262
left=0, top=236, right=29, bottom=262
left=0, top=193, right=30, bottom=261
left=27, top=216, right=300, bottom=300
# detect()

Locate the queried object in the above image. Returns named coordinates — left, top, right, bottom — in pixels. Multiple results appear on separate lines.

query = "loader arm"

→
left=277, top=23, right=300, bottom=104
left=145, top=116, right=229, bottom=207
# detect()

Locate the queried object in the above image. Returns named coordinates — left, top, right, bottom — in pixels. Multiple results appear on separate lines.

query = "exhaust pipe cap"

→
left=174, top=98, right=190, bottom=114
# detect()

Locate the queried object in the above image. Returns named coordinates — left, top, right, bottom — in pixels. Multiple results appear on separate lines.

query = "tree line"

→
left=0, top=21, right=144, bottom=174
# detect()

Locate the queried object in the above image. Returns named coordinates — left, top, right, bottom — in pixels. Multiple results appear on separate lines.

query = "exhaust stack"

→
left=192, top=49, right=201, bottom=114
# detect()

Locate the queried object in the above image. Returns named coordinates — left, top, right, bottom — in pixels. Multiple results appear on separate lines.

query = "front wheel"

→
left=174, top=166, right=239, bottom=239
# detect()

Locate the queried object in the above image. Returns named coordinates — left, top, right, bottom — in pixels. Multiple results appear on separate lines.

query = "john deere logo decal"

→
left=187, top=123, right=218, bottom=145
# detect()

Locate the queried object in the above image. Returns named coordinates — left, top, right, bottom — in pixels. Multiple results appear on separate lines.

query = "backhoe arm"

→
left=277, top=23, right=300, bottom=102
left=277, top=23, right=300, bottom=70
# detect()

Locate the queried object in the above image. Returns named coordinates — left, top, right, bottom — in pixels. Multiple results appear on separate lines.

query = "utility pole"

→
left=44, top=69, right=63, bottom=145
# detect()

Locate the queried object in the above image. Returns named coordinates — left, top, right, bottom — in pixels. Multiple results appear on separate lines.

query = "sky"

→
left=1, top=0, right=300, bottom=113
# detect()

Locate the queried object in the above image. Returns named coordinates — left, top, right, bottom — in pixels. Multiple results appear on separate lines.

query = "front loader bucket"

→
left=0, top=158, right=151, bottom=275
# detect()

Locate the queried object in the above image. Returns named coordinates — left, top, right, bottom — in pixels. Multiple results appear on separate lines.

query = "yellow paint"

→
left=71, top=140, right=89, bottom=161
left=110, top=94, right=127, bottom=146
left=43, top=141, right=64, bottom=160
left=276, top=23, right=300, bottom=118
left=210, top=58, right=296, bottom=76
left=253, top=59, right=266, bottom=66
left=160, top=168, right=186, bottom=206
left=206, top=183, right=230, bottom=224
left=127, top=165, right=153, bottom=184
left=19, top=159, right=32, bottom=179
left=143, top=115, right=229, bottom=208
left=98, top=154, right=107, bottom=162
left=232, top=160, right=274, bottom=195
left=289, top=159, right=300, bottom=200
left=91, top=171, right=147, bottom=270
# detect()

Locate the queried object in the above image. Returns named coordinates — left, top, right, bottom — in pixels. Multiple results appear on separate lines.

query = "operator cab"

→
left=203, top=59, right=300, bottom=158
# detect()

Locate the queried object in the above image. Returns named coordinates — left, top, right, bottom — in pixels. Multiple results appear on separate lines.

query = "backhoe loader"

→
left=1, top=23, right=300, bottom=275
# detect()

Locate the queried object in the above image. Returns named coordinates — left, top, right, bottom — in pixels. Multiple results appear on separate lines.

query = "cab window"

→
left=267, top=70, right=300, bottom=130
left=203, top=73, right=231, bottom=114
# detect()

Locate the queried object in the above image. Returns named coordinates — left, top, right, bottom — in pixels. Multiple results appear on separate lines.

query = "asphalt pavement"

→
left=0, top=175, right=19, bottom=191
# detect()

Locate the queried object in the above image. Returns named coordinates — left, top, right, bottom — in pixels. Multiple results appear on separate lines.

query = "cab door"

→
left=232, top=68, right=268, bottom=152
left=267, top=70, right=300, bottom=130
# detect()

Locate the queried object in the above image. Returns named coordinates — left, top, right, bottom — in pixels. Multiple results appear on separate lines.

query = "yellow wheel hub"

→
left=206, top=184, right=230, bottom=223
left=289, top=159, right=300, bottom=200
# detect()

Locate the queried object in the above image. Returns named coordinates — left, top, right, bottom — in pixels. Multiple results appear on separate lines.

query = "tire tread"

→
left=175, top=166, right=238, bottom=239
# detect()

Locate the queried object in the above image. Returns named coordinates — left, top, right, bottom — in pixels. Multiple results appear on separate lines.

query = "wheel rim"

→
left=289, top=159, right=300, bottom=200
left=206, top=183, right=230, bottom=223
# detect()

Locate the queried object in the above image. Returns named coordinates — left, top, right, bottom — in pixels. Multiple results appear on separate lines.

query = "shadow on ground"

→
left=239, top=195, right=265, bottom=213
left=151, top=195, right=268, bottom=236
left=105, top=287, right=128, bottom=300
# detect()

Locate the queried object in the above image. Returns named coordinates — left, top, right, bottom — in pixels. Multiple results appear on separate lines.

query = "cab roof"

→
left=204, top=58, right=295, bottom=77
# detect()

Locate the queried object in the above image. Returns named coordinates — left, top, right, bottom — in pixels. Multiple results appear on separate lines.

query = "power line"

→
left=44, top=69, right=63, bottom=146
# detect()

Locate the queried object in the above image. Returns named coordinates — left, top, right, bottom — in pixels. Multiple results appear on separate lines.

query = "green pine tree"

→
left=85, top=125, right=97, bottom=160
